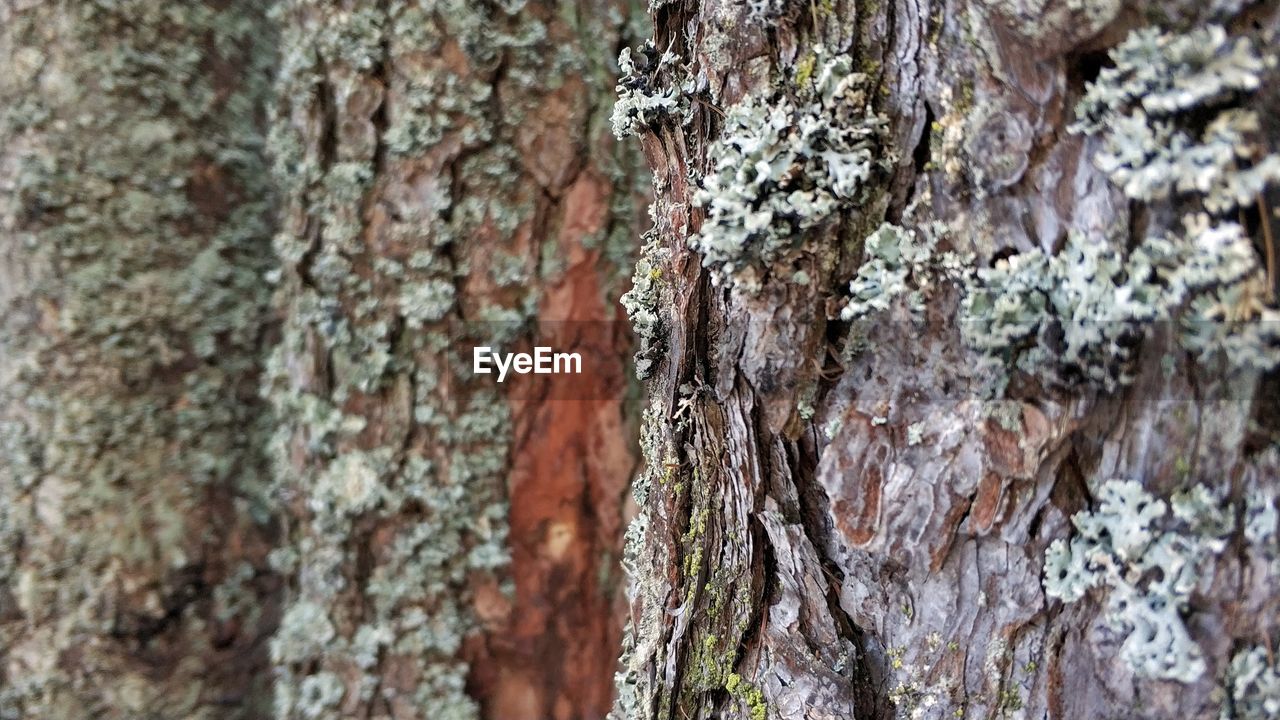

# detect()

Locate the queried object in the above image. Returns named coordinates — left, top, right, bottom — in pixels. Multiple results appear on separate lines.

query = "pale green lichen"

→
left=293, top=672, right=345, bottom=718
left=1178, top=217, right=1280, bottom=372
left=611, top=41, right=694, bottom=139
left=1091, top=108, right=1280, bottom=214
left=907, top=422, right=926, bottom=446
left=611, top=404, right=669, bottom=720
left=1221, top=646, right=1280, bottom=720
left=307, top=449, right=395, bottom=521
left=961, top=23, right=1280, bottom=388
left=745, top=0, right=786, bottom=22
left=1244, top=491, right=1278, bottom=545
left=841, top=223, right=969, bottom=321
left=1043, top=480, right=1234, bottom=682
left=1074, top=26, right=1272, bottom=134
left=400, top=279, right=457, bottom=327
left=619, top=230, right=669, bottom=379
left=962, top=218, right=1271, bottom=388
left=691, top=49, right=890, bottom=284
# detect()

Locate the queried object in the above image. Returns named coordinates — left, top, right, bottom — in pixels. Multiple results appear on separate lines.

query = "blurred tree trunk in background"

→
left=264, top=2, right=645, bottom=720
left=612, top=2, right=1280, bottom=720
left=0, top=1, right=648, bottom=719
left=0, top=2, right=280, bottom=718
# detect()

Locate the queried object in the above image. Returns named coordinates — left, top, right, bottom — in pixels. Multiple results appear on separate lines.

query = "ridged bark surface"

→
left=613, top=2, right=1280, bottom=719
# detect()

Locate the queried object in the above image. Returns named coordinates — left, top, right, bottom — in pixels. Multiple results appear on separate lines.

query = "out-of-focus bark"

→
left=614, top=2, right=1280, bottom=719
left=0, top=2, right=279, bottom=718
left=265, top=2, right=646, bottom=719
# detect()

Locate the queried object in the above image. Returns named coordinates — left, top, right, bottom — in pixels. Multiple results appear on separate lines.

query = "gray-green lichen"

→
left=744, top=0, right=787, bottom=24
left=960, top=23, right=1280, bottom=388
left=1221, top=646, right=1280, bottom=720
left=961, top=219, right=1272, bottom=387
left=841, top=223, right=969, bottom=322
left=619, top=229, right=669, bottom=379
left=1090, top=107, right=1280, bottom=214
left=1073, top=25, right=1271, bottom=138
left=1042, top=481, right=1234, bottom=682
left=690, top=50, right=890, bottom=285
left=612, top=41, right=695, bottom=139
left=1245, top=490, right=1278, bottom=546
left=611, top=402, right=674, bottom=720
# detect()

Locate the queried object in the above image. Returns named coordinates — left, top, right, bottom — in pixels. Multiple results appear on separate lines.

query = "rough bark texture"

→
left=614, top=2, right=1280, bottom=720
left=5, top=0, right=1280, bottom=719
left=0, top=2, right=279, bottom=718
left=264, top=2, right=645, bottom=719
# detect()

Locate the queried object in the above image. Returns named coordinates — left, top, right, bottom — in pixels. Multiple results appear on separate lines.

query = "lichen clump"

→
left=841, top=223, right=969, bottom=322
left=960, top=24, right=1280, bottom=386
left=1043, top=481, right=1234, bottom=682
left=962, top=216, right=1269, bottom=387
left=611, top=41, right=694, bottom=139
left=1075, top=26, right=1278, bottom=215
left=619, top=231, right=669, bottom=379
left=691, top=50, right=889, bottom=284
left=1223, top=646, right=1280, bottom=720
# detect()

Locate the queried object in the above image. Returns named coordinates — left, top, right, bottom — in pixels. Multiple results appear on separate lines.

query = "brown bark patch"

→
left=822, top=415, right=890, bottom=547
left=971, top=471, right=1005, bottom=534
left=471, top=172, right=634, bottom=720
left=982, top=419, right=1026, bottom=476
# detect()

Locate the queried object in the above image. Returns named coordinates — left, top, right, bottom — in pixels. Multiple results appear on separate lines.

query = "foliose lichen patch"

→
left=612, top=40, right=695, bottom=140
left=959, top=24, right=1280, bottom=389
left=690, top=50, right=890, bottom=285
left=840, top=223, right=970, bottom=322
left=1042, top=481, right=1235, bottom=682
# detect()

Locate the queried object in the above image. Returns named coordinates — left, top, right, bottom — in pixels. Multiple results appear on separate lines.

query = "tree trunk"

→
left=5, top=1, right=1280, bottom=719
left=265, top=2, right=644, bottom=719
left=613, top=2, right=1280, bottom=720
left=0, top=2, right=279, bottom=717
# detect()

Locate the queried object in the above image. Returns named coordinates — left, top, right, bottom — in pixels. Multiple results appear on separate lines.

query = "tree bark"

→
left=4, top=1, right=1280, bottom=719
left=613, top=2, right=1280, bottom=720
left=265, top=2, right=645, bottom=719
left=0, top=2, right=279, bottom=717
